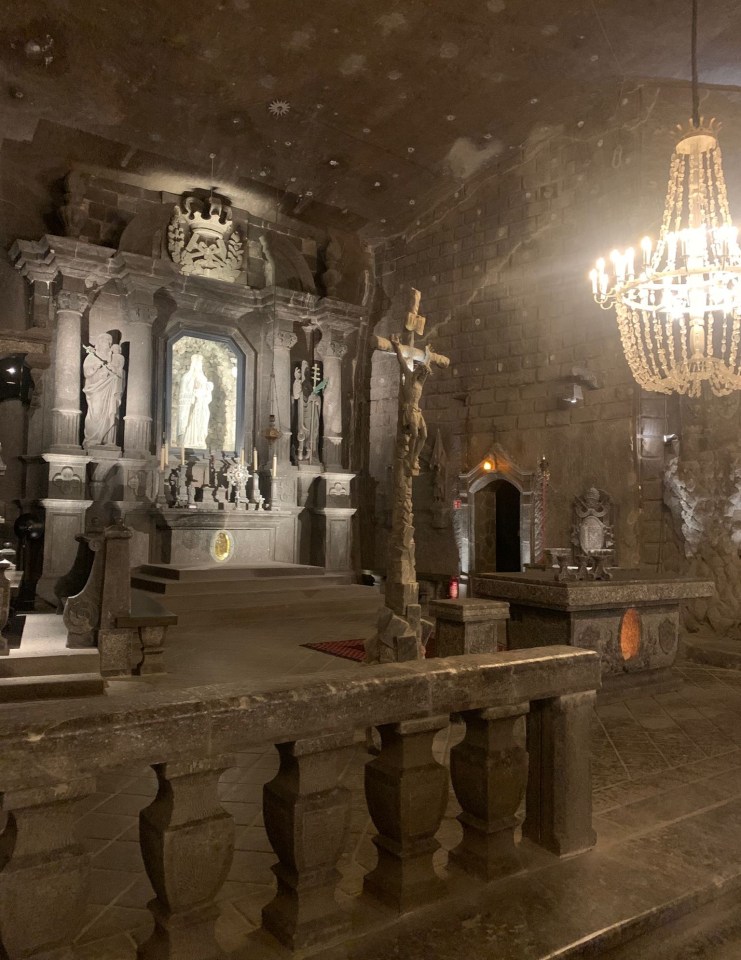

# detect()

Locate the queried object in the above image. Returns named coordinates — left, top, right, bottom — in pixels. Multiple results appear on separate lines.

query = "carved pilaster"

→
left=273, top=329, right=298, bottom=464
left=315, top=337, right=348, bottom=468
left=51, top=291, right=89, bottom=454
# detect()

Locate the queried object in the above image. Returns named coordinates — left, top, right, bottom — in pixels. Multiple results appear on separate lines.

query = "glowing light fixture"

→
left=483, top=459, right=494, bottom=472
left=590, top=0, right=741, bottom=398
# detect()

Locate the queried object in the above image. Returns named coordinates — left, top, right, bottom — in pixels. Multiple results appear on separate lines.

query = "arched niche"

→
left=457, top=445, right=535, bottom=582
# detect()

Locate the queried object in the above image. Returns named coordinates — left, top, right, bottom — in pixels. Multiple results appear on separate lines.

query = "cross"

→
left=372, top=286, right=450, bottom=371
left=311, top=362, right=322, bottom=388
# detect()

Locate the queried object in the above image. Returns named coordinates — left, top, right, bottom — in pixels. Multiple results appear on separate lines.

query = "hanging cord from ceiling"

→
left=691, top=0, right=700, bottom=128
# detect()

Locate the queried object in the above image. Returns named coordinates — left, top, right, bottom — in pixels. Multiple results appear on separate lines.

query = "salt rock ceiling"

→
left=1, top=0, right=740, bottom=234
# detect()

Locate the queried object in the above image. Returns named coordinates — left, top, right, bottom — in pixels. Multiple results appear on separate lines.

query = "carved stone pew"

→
left=0, top=647, right=599, bottom=958
left=63, top=518, right=177, bottom=675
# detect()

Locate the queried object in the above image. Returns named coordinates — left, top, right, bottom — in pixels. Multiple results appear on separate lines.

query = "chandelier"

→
left=590, top=0, right=741, bottom=398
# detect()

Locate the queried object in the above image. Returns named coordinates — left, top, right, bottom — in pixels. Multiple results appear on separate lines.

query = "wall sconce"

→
left=663, top=433, right=679, bottom=444
left=483, top=459, right=494, bottom=472
left=560, top=383, right=584, bottom=406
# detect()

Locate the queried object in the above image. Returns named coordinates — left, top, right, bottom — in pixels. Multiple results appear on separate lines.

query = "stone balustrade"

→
left=0, top=646, right=599, bottom=959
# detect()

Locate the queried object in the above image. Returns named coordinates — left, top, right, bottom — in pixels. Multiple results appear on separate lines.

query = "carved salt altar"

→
left=472, top=570, right=714, bottom=695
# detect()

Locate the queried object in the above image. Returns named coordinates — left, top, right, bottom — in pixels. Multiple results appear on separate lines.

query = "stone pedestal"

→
left=449, top=703, right=528, bottom=879
left=430, top=598, right=509, bottom=657
left=139, top=756, right=234, bottom=960
left=364, top=716, right=449, bottom=912
left=310, top=472, right=355, bottom=571
left=262, top=734, right=352, bottom=950
left=523, top=691, right=596, bottom=857
left=0, top=778, right=94, bottom=960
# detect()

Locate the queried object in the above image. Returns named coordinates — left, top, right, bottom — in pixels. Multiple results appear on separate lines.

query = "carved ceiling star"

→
left=268, top=99, right=291, bottom=118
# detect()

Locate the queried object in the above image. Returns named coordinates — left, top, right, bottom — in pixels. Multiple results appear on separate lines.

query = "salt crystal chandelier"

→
left=590, top=0, right=741, bottom=398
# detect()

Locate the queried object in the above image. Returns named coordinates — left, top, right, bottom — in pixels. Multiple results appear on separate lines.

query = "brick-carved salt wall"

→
left=367, top=86, right=741, bottom=589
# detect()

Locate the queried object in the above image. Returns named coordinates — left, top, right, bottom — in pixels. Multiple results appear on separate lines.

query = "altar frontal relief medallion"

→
left=211, top=530, right=233, bottom=562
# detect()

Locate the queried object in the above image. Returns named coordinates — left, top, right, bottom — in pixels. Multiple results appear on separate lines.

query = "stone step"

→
left=131, top=572, right=351, bottom=596
left=0, top=673, right=105, bottom=703
left=161, top=586, right=383, bottom=620
left=0, top=647, right=101, bottom=678
left=137, top=562, right=330, bottom=582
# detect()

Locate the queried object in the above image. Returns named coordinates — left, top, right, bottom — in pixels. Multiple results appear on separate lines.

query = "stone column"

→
left=449, top=703, right=529, bottom=880
left=364, top=716, right=449, bottom=912
left=139, top=756, right=234, bottom=960
left=0, top=777, right=94, bottom=959
left=523, top=691, right=597, bottom=856
left=124, top=303, right=156, bottom=459
left=273, top=328, right=297, bottom=465
left=315, top=336, right=348, bottom=469
left=262, top=734, right=352, bottom=950
left=51, top=290, right=88, bottom=453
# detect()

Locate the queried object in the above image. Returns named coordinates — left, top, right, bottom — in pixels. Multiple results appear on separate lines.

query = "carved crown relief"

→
left=167, top=196, right=244, bottom=283
left=571, top=487, right=615, bottom=558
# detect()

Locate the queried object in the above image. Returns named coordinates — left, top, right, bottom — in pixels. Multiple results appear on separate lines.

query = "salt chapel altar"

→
left=12, top=185, right=364, bottom=601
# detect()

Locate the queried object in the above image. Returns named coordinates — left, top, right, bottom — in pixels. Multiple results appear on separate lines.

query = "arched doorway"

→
left=474, top=478, right=522, bottom=572
left=455, top=446, right=536, bottom=588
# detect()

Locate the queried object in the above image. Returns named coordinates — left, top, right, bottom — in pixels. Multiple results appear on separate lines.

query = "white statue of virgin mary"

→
left=177, top=354, right=213, bottom=449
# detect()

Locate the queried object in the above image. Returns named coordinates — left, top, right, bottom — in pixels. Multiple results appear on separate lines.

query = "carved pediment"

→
left=167, top=195, right=244, bottom=283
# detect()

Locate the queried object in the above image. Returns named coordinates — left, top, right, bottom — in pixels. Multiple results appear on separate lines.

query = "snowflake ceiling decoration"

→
left=268, top=99, right=291, bottom=118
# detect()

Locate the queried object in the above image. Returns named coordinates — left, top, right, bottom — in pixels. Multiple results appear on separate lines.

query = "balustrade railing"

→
left=0, top=646, right=599, bottom=959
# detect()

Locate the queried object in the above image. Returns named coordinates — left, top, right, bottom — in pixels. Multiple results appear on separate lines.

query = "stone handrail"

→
left=0, top=646, right=600, bottom=959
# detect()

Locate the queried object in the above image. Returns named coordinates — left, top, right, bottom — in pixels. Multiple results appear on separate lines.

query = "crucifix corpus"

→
left=366, top=287, right=450, bottom=663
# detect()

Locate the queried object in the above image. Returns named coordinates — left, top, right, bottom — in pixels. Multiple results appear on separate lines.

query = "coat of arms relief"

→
left=167, top=195, right=244, bottom=283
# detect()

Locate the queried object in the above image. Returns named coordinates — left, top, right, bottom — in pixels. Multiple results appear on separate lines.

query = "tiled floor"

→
left=63, top=623, right=741, bottom=959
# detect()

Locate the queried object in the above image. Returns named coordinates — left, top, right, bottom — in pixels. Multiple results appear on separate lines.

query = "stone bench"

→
left=64, top=518, right=177, bottom=676
left=0, top=646, right=599, bottom=958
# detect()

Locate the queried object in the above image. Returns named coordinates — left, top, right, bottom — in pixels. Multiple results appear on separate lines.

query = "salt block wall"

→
left=365, top=83, right=741, bottom=637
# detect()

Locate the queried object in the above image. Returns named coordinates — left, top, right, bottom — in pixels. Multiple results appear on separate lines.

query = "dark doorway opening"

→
left=474, top=479, right=521, bottom=573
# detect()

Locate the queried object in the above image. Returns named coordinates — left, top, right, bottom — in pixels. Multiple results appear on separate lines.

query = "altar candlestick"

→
left=160, top=445, right=167, bottom=472
left=271, top=454, right=277, bottom=478
left=253, top=447, right=258, bottom=471
left=239, top=448, right=244, bottom=465
left=180, top=445, right=185, bottom=467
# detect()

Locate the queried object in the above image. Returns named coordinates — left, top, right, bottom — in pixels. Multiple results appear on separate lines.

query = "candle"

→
left=180, top=445, right=185, bottom=467
left=641, top=236, right=652, bottom=267
left=160, top=445, right=166, bottom=472
left=253, top=447, right=258, bottom=471
left=589, top=269, right=598, bottom=296
left=271, top=454, right=277, bottom=478
left=239, top=448, right=244, bottom=466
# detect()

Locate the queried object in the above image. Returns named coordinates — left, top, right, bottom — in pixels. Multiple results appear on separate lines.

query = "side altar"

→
left=11, top=187, right=364, bottom=599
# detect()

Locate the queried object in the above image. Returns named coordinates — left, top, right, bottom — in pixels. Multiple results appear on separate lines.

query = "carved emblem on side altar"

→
left=572, top=487, right=615, bottom=560
left=167, top=195, right=244, bottom=282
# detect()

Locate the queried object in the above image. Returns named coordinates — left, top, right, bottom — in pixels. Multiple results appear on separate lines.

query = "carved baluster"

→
left=449, top=703, right=529, bottom=879
left=138, top=756, right=234, bottom=960
left=523, top=692, right=597, bottom=856
left=262, top=734, right=353, bottom=950
left=363, top=716, right=449, bottom=912
left=0, top=778, right=94, bottom=959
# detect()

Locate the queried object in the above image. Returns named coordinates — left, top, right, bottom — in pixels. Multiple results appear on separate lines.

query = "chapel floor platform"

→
left=10, top=608, right=740, bottom=960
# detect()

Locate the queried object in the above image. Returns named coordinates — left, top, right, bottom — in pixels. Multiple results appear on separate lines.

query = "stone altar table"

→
left=472, top=570, right=714, bottom=695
